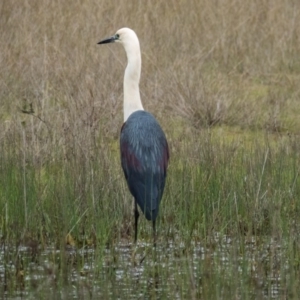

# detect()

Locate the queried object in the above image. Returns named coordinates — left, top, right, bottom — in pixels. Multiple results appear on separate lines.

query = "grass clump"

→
left=1, top=0, right=300, bottom=298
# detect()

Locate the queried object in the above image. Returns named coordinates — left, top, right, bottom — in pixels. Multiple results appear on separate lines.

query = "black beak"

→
left=97, top=36, right=116, bottom=45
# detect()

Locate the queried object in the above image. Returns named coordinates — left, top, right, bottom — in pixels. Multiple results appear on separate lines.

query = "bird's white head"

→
left=98, top=28, right=140, bottom=58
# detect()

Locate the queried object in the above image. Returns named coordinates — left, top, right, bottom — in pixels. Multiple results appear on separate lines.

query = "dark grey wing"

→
left=120, top=111, right=169, bottom=221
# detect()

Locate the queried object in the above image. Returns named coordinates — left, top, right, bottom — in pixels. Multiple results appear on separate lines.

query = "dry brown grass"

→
left=1, top=1, right=300, bottom=149
left=0, top=0, right=300, bottom=129
left=0, top=0, right=299, bottom=216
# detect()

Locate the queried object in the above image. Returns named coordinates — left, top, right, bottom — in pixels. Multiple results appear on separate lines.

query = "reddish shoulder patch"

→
left=121, top=141, right=142, bottom=171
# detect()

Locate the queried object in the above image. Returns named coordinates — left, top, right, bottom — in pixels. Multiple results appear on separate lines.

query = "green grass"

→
left=1, top=126, right=300, bottom=298
left=1, top=0, right=300, bottom=298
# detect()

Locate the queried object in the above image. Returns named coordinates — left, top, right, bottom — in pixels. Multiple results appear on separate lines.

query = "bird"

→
left=98, top=28, right=169, bottom=245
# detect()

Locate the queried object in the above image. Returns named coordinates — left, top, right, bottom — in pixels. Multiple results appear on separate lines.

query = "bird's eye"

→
left=115, top=34, right=120, bottom=39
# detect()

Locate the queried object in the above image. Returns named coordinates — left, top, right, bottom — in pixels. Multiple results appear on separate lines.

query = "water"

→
left=0, top=235, right=288, bottom=299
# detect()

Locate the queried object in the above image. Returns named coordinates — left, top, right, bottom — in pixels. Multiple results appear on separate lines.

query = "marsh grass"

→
left=1, top=0, right=300, bottom=298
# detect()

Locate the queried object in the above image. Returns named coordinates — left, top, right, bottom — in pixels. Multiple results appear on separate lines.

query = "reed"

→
left=1, top=0, right=300, bottom=298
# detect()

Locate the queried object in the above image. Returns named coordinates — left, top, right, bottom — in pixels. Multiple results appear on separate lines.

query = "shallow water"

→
left=0, top=235, right=287, bottom=299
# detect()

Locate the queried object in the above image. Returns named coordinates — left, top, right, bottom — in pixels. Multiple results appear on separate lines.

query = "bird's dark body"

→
left=120, top=110, right=169, bottom=222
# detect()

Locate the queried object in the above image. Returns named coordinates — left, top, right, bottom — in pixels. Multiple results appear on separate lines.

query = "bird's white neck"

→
left=123, top=41, right=144, bottom=122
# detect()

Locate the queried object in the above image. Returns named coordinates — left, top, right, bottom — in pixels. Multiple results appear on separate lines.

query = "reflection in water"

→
left=0, top=235, right=285, bottom=298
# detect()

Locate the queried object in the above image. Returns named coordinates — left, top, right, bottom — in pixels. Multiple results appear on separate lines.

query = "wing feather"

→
left=120, top=111, right=169, bottom=220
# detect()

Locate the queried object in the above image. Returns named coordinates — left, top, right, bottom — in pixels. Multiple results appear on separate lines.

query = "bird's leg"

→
left=153, top=220, right=157, bottom=248
left=134, top=201, right=139, bottom=243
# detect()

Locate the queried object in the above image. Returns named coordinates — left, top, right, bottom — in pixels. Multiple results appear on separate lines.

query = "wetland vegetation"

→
left=1, top=0, right=300, bottom=298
